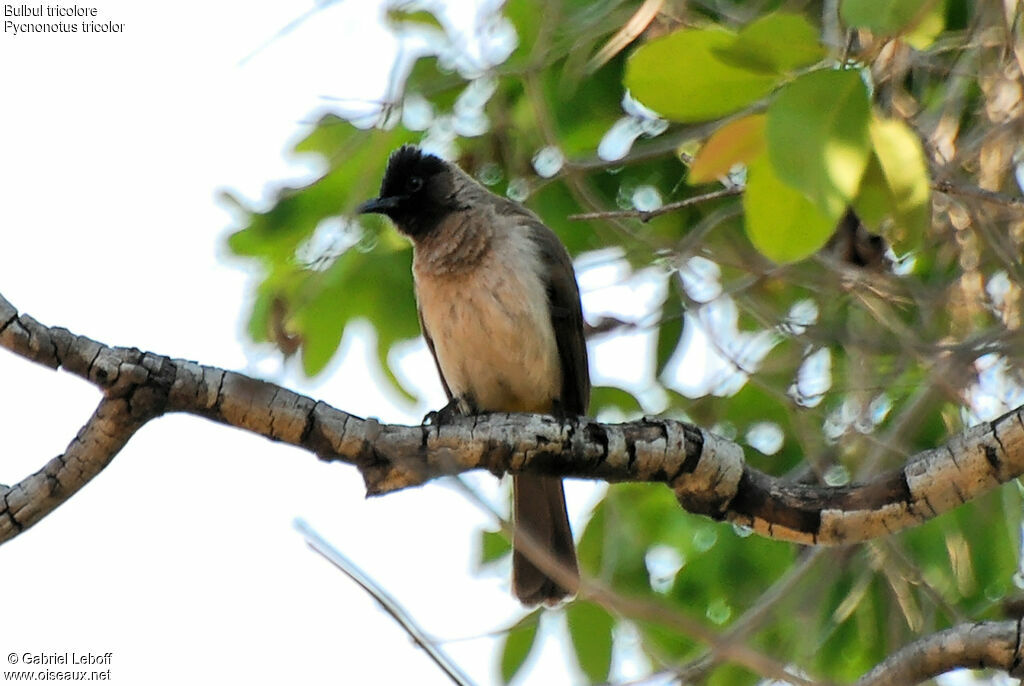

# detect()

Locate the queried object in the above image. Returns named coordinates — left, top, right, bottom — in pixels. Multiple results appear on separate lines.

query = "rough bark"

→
left=854, top=620, right=1024, bottom=686
left=3, top=290, right=1024, bottom=553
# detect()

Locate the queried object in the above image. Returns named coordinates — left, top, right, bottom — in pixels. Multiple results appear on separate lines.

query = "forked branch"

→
left=3, top=290, right=1024, bottom=552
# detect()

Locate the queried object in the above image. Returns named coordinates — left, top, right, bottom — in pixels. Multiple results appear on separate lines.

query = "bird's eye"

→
left=407, top=176, right=424, bottom=192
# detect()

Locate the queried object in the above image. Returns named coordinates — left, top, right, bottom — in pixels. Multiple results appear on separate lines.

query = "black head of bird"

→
left=357, top=145, right=454, bottom=238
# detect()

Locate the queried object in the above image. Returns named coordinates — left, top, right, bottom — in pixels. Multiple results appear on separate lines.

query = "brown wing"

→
left=418, top=305, right=453, bottom=401
left=523, top=220, right=590, bottom=416
left=514, top=216, right=587, bottom=603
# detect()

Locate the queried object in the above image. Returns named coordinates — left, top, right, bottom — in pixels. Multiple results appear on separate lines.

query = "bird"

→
left=357, top=145, right=590, bottom=605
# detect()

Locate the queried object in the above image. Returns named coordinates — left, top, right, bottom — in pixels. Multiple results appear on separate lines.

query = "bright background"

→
left=0, top=2, right=990, bottom=685
left=0, top=2, right=665, bottom=684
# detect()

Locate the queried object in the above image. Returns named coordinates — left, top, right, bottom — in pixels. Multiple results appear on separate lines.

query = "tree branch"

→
left=933, top=179, right=1024, bottom=210
left=4, top=290, right=1024, bottom=554
left=294, top=519, right=476, bottom=686
left=854, top=619, right=1024, bottom=686
left=567, top=187, right=743, bottom=223
left=2, top=397, right=146, bottom=539
left=563, top=179, right=1024, bottom=224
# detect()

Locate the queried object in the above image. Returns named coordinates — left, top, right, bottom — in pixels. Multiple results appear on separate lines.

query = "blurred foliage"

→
left=500, top=609, right=541, bottom=682
left=225, top=0, right=1024, bottom=682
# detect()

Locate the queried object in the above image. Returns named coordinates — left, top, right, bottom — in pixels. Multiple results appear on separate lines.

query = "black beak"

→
left=356, top=196, right=401, bottom=215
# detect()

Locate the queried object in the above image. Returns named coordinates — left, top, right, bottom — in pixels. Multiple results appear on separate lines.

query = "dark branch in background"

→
left=4, top=290, right=1024, bottom=553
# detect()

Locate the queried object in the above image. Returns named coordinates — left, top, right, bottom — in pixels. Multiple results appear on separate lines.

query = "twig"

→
left=584, top=0, right=664, bottom=74
left=932, top=179, right=1024, bottom=209
left=566, top=178, right=1024, bottom=226
left=238, top=0, right=348, bottom=66
left=568, top=187, right=744, bottom=223
left=293, top=519, right=476, bottom=686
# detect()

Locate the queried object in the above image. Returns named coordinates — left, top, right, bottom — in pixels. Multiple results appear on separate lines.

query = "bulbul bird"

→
left=358, top=145, right=590, bottom=605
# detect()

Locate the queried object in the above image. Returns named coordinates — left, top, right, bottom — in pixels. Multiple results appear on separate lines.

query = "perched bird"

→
left=358, top=145, right=590, bottom=605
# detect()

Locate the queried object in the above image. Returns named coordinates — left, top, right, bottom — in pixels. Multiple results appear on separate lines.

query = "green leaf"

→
left=540, top=47, right=628, bottom=156
left=689, top=114, right=766, bottom=184
left=815, top=568, right=889, bottom=680
left=766, top=69, right=872, bottom=219
left=226, top=118, right=415, bottom=266
left=706, top=663, right=759, bottom=686
left=865, top=115, right=931, bottom=250
left=292, top=244, right=419, bottom=379
left=625, top=27, right=779, bottom=123
left=576, top=496, right=606, bottom=576
left=743, top=154, right=837, bottom=263
left=577, top=487, right=659, bottom=594
left=404, top=55, right=467, bottom=114
left=500, top=611, right=541, bottom=684
left=566, top=601, right=614, bottom=682
left=528, top=179, right=609, bottom=256
left=656, top=277, right=686, bottom=376
left=227, top=117, right=426, bottom=395
left=687, top=381, right=803, bottom=473
left=590, top=386, right=644, bottom=415
left=385, top=7, right=444, bottom=31
left=245, top=278, right=281, bottom=343
left=293, top=114, right=360, bottom=157
left=501, top=0, right=542, bottom=67
left=853, top=122, right=930, bottom=249
left=479, top=529, right=512, bottom=566
left=903, top=0, right=946, bottom=49
left=851, top=155, right=892, bottom=231
left=714, top=12, right=826, bottom=75
left=841, top=0, right=944, bottom=45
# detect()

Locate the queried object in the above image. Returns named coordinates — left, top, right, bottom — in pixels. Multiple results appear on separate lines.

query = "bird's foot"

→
left=422, top=397, right=463, bottom=426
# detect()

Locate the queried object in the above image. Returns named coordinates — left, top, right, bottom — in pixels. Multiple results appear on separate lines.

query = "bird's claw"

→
left=422, top=397, right=463, bottom=426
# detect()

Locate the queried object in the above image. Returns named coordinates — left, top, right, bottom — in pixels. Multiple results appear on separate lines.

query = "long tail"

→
left=511, top=474, right=579, bottom=605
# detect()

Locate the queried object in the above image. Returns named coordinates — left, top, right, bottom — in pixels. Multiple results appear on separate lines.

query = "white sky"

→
left=0, top=2, right=666, bottom=684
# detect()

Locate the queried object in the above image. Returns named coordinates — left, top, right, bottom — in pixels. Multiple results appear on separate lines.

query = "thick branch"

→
left=3, top=291, right=1024, bottom=553
left=1, top=398, right=145, bottom=540
left=855, top=620, right=1024, bottom=686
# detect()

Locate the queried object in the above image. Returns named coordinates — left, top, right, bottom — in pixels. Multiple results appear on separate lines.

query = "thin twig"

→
left=568, top=187, right=744, bottom=222
left=293, top=519, right=476, bottom=686
left=567, top=177, right=1023, bottom=226
left=932, top=179, right=1024, bottom=210
left=238, top=0, right=349, bottom=66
